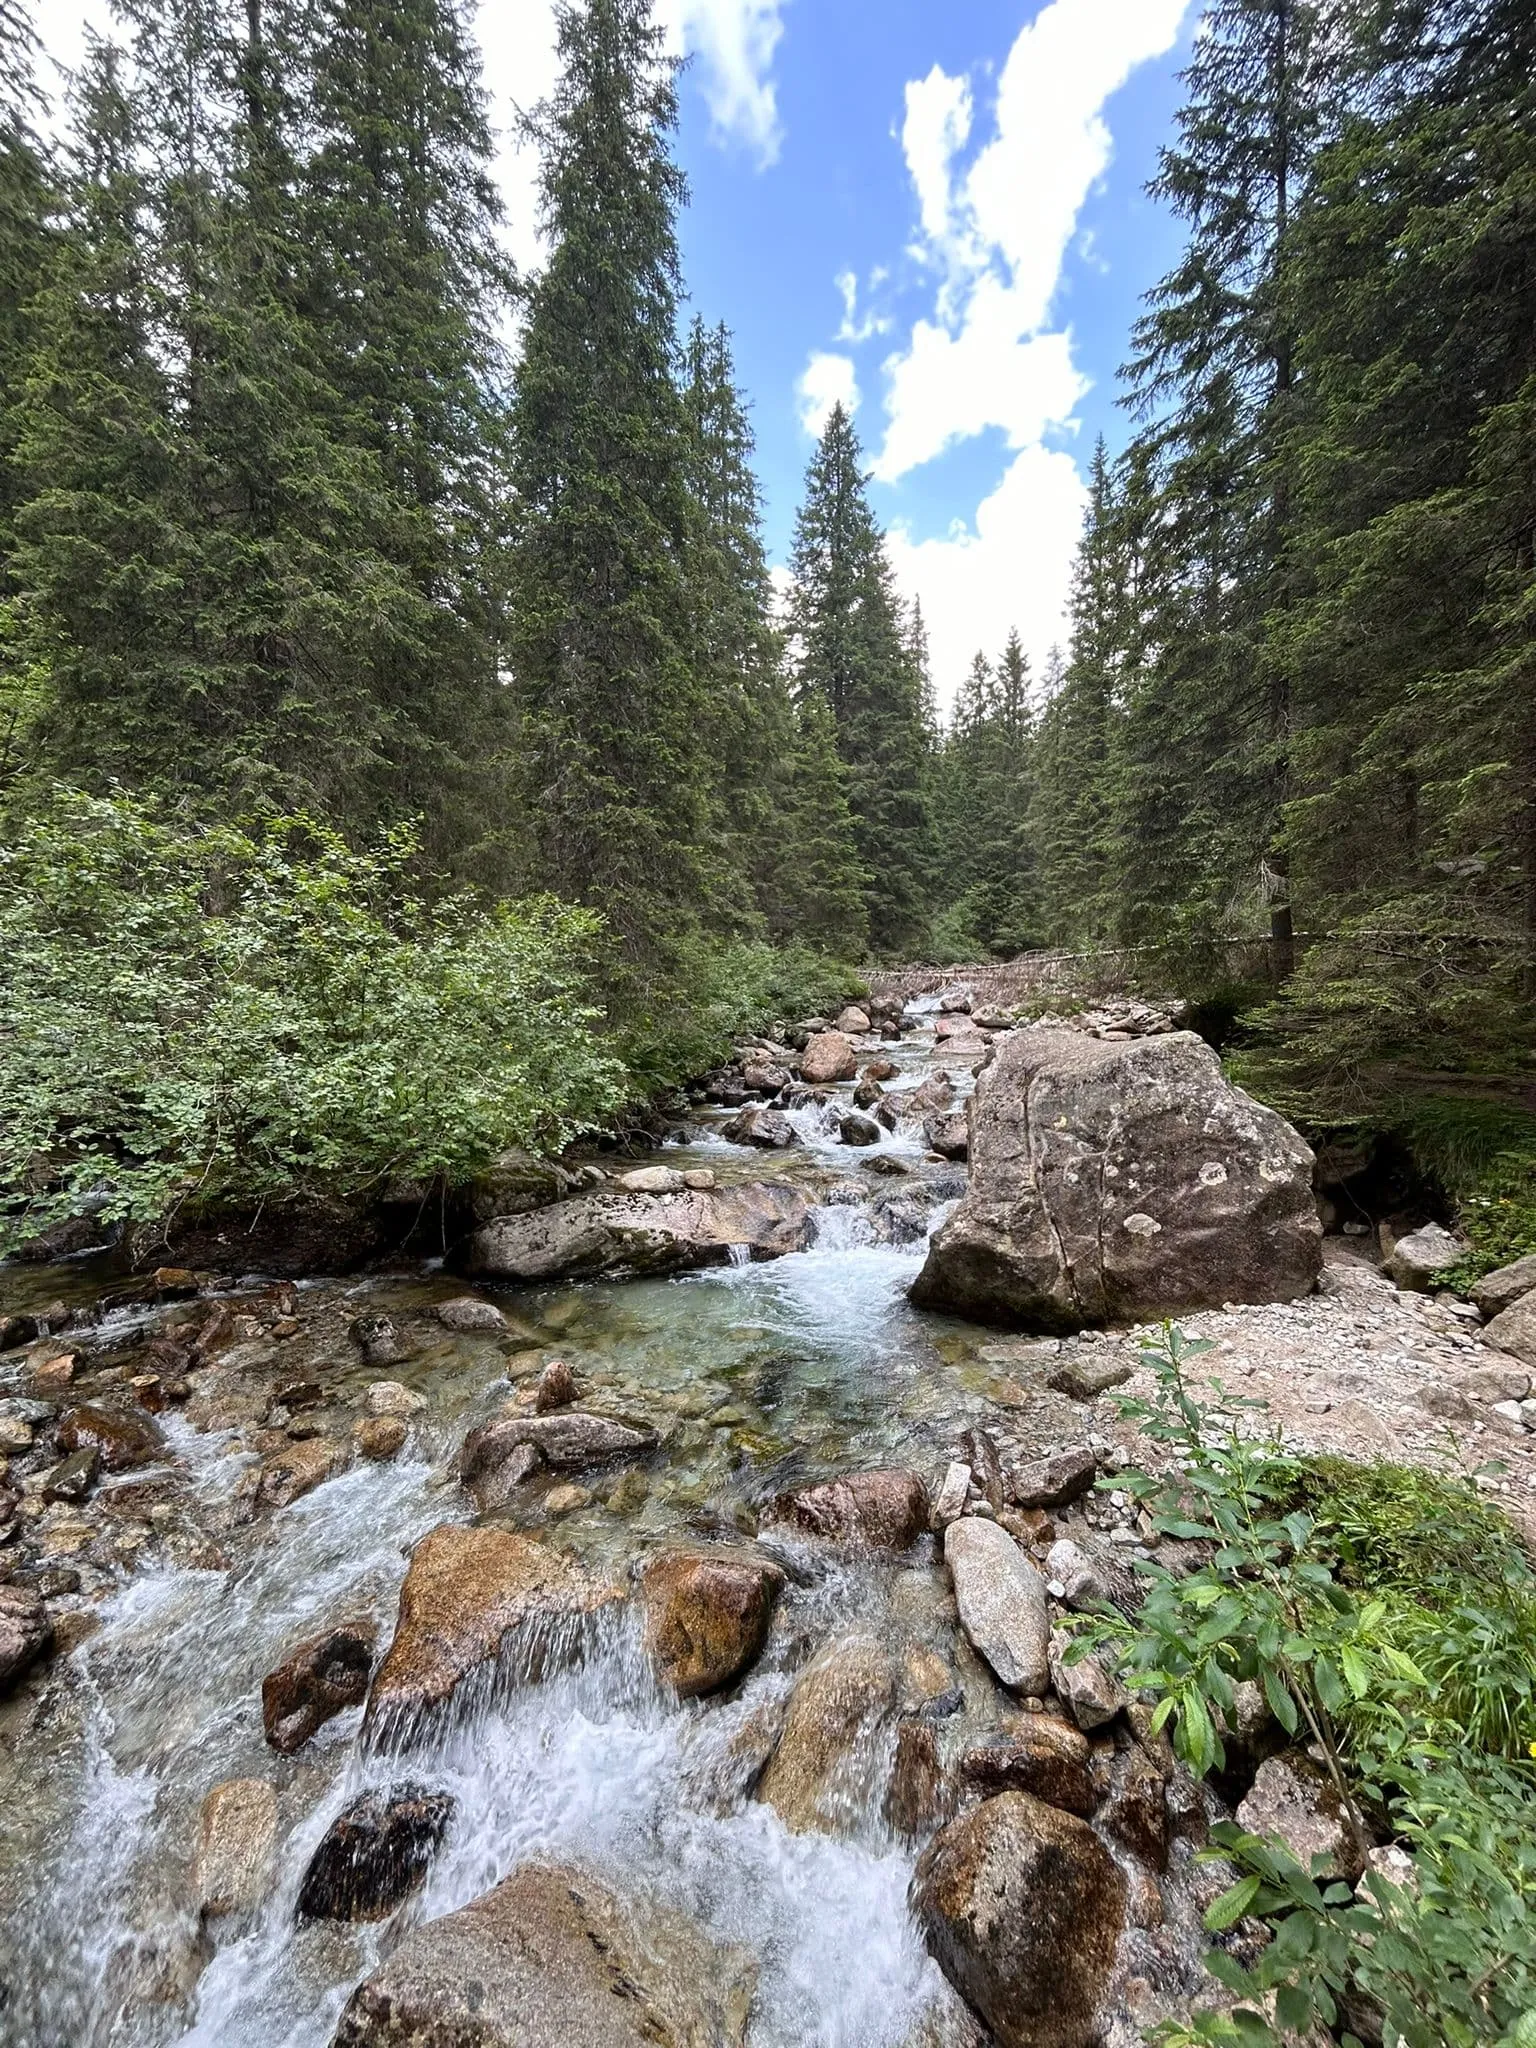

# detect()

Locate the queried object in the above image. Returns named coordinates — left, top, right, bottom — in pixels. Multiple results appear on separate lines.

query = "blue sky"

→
left=33, top=0, right=1202, bottom=709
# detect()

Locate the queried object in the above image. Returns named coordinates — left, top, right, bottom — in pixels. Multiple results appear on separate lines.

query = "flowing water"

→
left=0, top=1003, right=1117, bottom=2048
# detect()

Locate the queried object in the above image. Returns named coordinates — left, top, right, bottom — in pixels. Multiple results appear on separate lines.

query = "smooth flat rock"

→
left=365, top=1525, right=619, bottom=1732
left=467, top=1182, right=812, bottom=1281
left=911, top=1028, right=1321, bottom=1331
left=461, top=1412, right=656, bottom=1489
left=331, top=1860, right=756, bottom=2048
left=944, top=1519, right=1050, bottom=1695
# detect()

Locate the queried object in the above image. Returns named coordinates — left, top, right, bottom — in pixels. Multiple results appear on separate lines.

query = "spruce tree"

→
left=787, top=402, right=934, bottom=955
left=0, top=0, right=49, bottom=580
left=507, top=0, right=715, bottom=962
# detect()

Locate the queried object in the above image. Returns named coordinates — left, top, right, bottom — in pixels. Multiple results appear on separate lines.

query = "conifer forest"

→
left=2, top=4, right=1536, bottom=2046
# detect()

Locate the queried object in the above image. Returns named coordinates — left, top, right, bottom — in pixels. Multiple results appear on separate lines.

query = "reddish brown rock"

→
left=799, top=1031, right=860, bottom=1085
left=768, top=1468, right=929, bottom=1551
left=960, top=1717, right=1094, bottom=1817
left=262, top=1619, right=377, bottom=1754
left=641, top=1549, right=783, bottom=1699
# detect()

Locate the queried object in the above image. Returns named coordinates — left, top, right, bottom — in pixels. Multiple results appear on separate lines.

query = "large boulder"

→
left=722, top=1107, right=798, bottom=1150
left=365, top=1525, right=619, bottom=1733
left=757, top=1635, right=897, bottom=1836
left=911, top=1028, right=1321, bottom=1331
left=466, top=1182, right=812, bottom=1282
left=800, top=1031, right=860, bottom=1085
left=0, top=1585, right=51, bottom=1695
left=1473, top=1254, right=1536, bottom=1320
left=911, top=1791, right=1125, bottom=2048
left=944, top=1518, right=1050, bottom=1695
left=641, top=1549, right=783, bottom=1699
left=57, top=1402, right=164, bottom=1471
left=959, top=1717, right=1094, bottom=1816
left=767, top=1468, right=930, bottom=1551
left=1483, top=1290, right=1536, bottom=1369
left=331, top=1861, right=755, bottom=2048
left=1386, top=1222, right=1463, bottom=1290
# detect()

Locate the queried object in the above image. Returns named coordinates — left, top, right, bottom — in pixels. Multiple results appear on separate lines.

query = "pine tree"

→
left=933, top=634, right=1038, bottom=955
left=507, top=0, right=717, bottom=963
left=0, top=0, right=50, bottom=578
left=787, top=401, right=934, bottom=955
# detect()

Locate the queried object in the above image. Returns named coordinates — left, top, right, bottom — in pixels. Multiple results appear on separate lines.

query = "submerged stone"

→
left=298, top=1784, right=453, bottom=1922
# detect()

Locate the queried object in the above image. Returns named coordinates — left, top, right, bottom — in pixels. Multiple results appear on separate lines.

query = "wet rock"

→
left=862, top=1058, right=899, bottom=1083
left=1048, top=1637, right=1126, bottom=1731
left=1048, top=1353, right=1134, bottom=1401
left=887, top=1715, right=951, bottom=1839
left=1236, top=1753, right=1363, bottom=1882
left=1483, top=1291, right=1536, bottom=1369
left=364, top=1380, right=427, bottom=1418
left=31, top=1351, right=78, bottom=1391
left=298, top=1784, right=454, bottom=1922
left=768, top=1468, right=930, bottom=1550
left=349, top=1314, right=407, bottom=1367
left=435, top=1296, right=507, bottom=1333
left=365, top=1524, right=619, bottom=1729
left=1096, top=1744, right=1169, bottom=1869
left=467, top=1180, right=813, bottom=1281
left=42, top=1447, right=99, bottom=1502
left=641, top=1548, right=783, bottom=1698
left=331, top=1860, right=755, bottom=2048
left=722, top=1107, right=798, bottom=1150
left=257, top=1435, right=339, bottom=1510
left=959, top=1429, right=1005, bottom=1513
left=354, top=1415, right=408, bottom=1462
left=195, top=1778, right=277, bottom=1920
left=544, top=1482, right=590, bottom=1515
left=839, top=1111, right=883, bottom=1147
left=462, top=1412, right=657, bottom=1486
left=262, top=1618, right=378, bottom=1753
left=1386, top=1222, right=1464, bottom=1291
left=926, top=1112, right=969, bottom=1161
left=471, top=1438, right=544, bottom=1509
left=1472, top=1254, right=1536, bottom=1320
left=911, top=1028, right=1321, bottom=1331
left=57, top=1402, right=165, bottom=1471
left=900, top=1072, right=956, bottom=1121
left=0, top=1584, right=51, bottom=1695
left=853, top=1077, right=885, bottom=1110
left=932, top=1461, right=972, bottom=1528
left=465, top=1147, right=579, bottom=1224
left=741, top=1061, right=792, bottom=1096
left=912, top=1790, right=1125, bottom=2048
left=758, top=1635, right=897, bottom=1836
left=945, top=1518, right=1050, bottom=1695
left=1009, top=1446, right=1098, bottom=1509
left=939, top=989, right=973, bottom=1014
left=960, top=1716, right=1094, bottom=1816
left=618, top=1165, right=688, bottom=1194
left=834, top=1005, right=873, bottom=1035
left=0, top=1412, right=33, bottom=1452
left=800, top=1031, right=860, bottom=1085
left=535, top=1358, right=579, bottom=1412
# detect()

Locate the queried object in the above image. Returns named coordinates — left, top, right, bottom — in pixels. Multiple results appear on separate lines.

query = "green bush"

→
left=0, top=790, right=624, bottom=1251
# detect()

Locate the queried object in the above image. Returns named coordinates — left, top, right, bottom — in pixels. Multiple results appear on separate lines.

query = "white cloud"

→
left=888, top=445, right=1087, bottom=711
left=662, top=0, right=786, bottom=166
left=835, top=268, right=892, bottom=344
left=867, top=0, right=1192, bottom=706
left=797, top=351, right=860, bottom=436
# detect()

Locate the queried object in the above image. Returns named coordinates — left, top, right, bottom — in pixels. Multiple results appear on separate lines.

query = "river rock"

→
left=1048, top=1352, right=1134, bottom=1401
left=365, top=1525, right=619, bottom=1730
left=800, top=1031, right=860, bottom=1085
left=618, top=1165, right=687, bottom=1194
left=330, top=1860, right=755, bottom=2048
left=939, top=989, right=973, bottom=1014
left=723, top=1107, right=798, bottom=1150
left=298, top=1784, right=454, bottom=1922
left=959, top=1429, right=1005, bottom=1513
left=886, top=1716, right=951, bottom=1839
left=0, top=1585, right=51, bottom=1695
left=932, top=1461, right=971, bottom=1527
left=757, top=1635, right=897, bottom=1836
left=900, top=1072, right=955, bottom=1121
left=768, top=1468, right=930, bottom=1550
left=356, top=1415, right=408, bottom=1461
left=912, top=1790, right=1125, bottom=2048
left=862, top=1058, right=899, bottom=1083
left=1009, top=1446, right=1098, bottom=1509
left=1044, top=1539, right=1113, bottom=1612
left=1386, top=1222, right=1464, bottom=1290
left=925, top=1112, right=969, bottom=1161
left=834, top=1006, right=873, bottom=1035
left=1048, top=1637, right=1126, bottom=1731
left=534, top=1358, right=579, bottom=1411
left=1236, top=1752, right=1363, bottom=1881
left=257, top=1435, right=339, bottom=1510
left=196, top=1778, right=277, bottom=1920
left=263, top=1618, right=378, bottom=1753
left=42, top=1447, right=98, bottom=1501
left=435, top=1296, right=506, bottom=1333
left=57, top=1402, right=165, bottom=1472
left=349, top=1314, right=407, bottom=1367
left=467, top=1181, right=813, bottom=1281
left=960, top=1717, right=1094, bottom=1816
left=741, top=1061, right=792, bottom=1095
left=910, top=1028, right=1321, bottom=1330
left=462, top=1412, right=656, bottom=1487
left=840, top=1111, right=882, bottom=1146
left=1473, top=1254, right=1536, bottom=1320
left=1482, top=1291, right=1536, bottom=1369
left=466, top=1147, right=579, bottom=1224
left=1096, top=1744, right=1169, bottom=1869
left=944, top=1519, right=1050, bottom=1695
left=641, top=1548, right=784, bottom=1698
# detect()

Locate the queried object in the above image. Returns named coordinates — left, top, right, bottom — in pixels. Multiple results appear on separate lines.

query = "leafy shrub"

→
left=1084, top=1324, right=1536, bottom=2048
left=0, top=790, right=623, bottom=1251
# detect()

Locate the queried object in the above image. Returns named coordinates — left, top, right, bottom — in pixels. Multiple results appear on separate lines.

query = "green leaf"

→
left=1274, top=1984, right=1313, bottom=2035
left=1204, top=1875, right=1262, bottom=1931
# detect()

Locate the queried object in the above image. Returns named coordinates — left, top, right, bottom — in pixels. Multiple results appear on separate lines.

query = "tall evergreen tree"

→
left=787, top=401, right=934, bottom=955
left=507, top=0, right=718, bottom=963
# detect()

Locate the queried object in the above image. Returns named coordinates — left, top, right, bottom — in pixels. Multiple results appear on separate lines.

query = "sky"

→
left=30, top=0, right=1202, bottom=712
